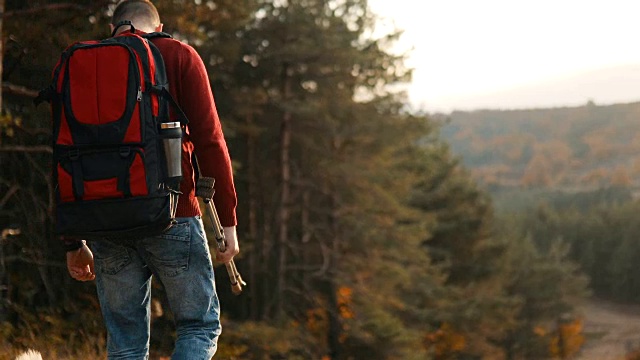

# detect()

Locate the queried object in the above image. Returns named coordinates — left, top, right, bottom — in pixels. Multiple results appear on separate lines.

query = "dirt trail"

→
left=578, top=299, right=640, bottom=360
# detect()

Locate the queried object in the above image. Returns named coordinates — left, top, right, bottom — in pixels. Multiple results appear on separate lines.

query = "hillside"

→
left=438, top=101, right=640, bottom=191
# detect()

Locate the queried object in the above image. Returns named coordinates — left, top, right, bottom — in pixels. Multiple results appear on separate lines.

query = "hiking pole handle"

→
left=203, top=200, right=246, bottom=295
left=196, top=177, right=246, bottom=295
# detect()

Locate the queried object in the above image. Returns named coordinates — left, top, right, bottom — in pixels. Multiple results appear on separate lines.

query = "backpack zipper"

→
left=65, top=42, right=143, bottom=107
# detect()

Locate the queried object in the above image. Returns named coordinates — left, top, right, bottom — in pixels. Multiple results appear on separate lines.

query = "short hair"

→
left=111, top=0, right=160, bottom=31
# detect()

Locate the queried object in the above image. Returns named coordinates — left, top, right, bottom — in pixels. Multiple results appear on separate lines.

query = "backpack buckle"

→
left=68, top=148, right=80, bottom=161
left=119, top=146, right=131, bottom=158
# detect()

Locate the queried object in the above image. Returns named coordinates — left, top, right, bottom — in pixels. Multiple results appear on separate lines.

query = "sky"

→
left=368, top=0, right=640, bottom=112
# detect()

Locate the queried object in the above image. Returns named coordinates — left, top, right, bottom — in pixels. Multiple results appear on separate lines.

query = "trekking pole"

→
left=196, top=177, right=246, bottom=295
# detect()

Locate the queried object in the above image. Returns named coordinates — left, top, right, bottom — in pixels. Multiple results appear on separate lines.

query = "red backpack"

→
left=36, top=21, right=188, bottom=241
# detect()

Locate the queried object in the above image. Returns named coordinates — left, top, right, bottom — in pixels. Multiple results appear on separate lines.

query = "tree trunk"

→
left=301, top=190, right=311, bottom=245
left=326, top=279, right=341, bottom=359
left=327, top=191, right=342, bottom=359
left=0, top=235, right=6, bottom=322
left=0, top=0, right=5, bottom=113
left=276, top=62, right=292, bottom=320
left=301, top=189, right=311, bottom=290
left=245, top=112, right=260, bottom=320
left=0, top=0, right=26, bottom=311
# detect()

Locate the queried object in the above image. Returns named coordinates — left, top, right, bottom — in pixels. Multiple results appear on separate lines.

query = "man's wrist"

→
left=64, top=239, right=86, bottom=252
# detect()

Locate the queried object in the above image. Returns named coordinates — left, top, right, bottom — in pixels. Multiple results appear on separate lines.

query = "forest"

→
left=439, top=101, right=640, bottom=191
left=441, top=101, right=640, bottom=292
left=440, top=101, right=640, bottom=358
left=0, top=1, right=619, bottom=359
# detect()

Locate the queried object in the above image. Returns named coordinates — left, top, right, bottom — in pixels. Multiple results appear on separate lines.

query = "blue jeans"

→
left=90, top=216, right=221, bottom=360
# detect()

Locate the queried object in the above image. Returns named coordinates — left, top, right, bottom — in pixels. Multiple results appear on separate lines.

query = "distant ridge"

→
left=439, top=101, right=640, bottom=191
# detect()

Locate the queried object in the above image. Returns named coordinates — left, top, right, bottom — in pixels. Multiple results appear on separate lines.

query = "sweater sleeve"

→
left=175, top=44, right=237, bottom=226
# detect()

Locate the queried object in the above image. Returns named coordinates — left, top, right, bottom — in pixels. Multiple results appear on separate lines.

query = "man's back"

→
left=148, top=35, right=237, bottom=226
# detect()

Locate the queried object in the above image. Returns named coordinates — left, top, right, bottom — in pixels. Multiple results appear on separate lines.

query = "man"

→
left=65, top=0, right=239, bottom=358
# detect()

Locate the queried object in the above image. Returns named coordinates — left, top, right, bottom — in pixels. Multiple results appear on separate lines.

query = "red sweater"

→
left=148, top=33, right=237, bottom=226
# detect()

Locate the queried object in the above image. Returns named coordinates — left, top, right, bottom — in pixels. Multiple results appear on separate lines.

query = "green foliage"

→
left=511, top=195, right=640, bottom=303
left=497, top=232, right=589, bottom=358
left=491, top=186, right=632, bottom=214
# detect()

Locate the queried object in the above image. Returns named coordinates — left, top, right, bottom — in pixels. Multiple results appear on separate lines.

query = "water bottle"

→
left=160, top=122, right=182, bottom=185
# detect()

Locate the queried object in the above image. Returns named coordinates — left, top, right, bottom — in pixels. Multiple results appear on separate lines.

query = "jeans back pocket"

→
left=143, top=220, right=191, bottom=277
left=92, top=243, right=131, bottom=275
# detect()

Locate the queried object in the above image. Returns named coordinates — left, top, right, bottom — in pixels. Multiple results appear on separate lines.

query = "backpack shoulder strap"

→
left=142, top=32, right=189, bottom=127
left=153, top=86, right=190, bottom=126
left=142, top=32, right=173, bottom=40
left=112, top=20, right=136, bottom=37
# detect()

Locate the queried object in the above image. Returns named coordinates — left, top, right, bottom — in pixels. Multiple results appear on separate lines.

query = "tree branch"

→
left=12, top=124, right=49, bottom=136
left=4, top=255, right=65, bottom=268
left=0, top=145, right=52, bottom=154
left=2, top=82, right=39, bottom=98
left=0, top=185, right=19, bottom=209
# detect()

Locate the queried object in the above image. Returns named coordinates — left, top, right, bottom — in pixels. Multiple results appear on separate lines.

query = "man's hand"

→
left=216, top=226, right=239, bottom=264
left=66, top=241, right=95, bottom=281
